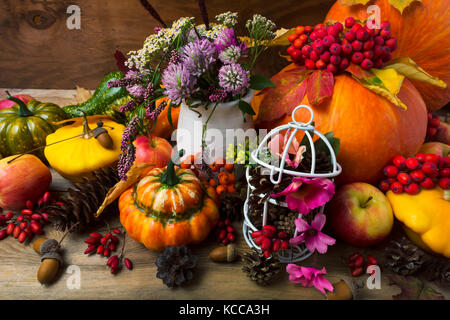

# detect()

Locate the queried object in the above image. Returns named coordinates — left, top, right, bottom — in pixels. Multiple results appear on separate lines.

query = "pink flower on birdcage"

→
left=268, top=133, right=306, bottom=168
left=290, top=213, right=336, bottom=254
left=286, top=265, right=333, bottom=295
left=271, top=177, right=335, bottom=215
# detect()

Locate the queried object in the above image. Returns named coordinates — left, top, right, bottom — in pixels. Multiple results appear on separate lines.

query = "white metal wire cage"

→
left=243, top=105, right=342, bottom=263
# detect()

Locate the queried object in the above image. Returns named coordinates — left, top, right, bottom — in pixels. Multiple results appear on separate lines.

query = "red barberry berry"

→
left=420, top=177, right=435, bottom=189
left=390, top=182, right=403, bottom=194
left=439, top=177, right=450, bottom=190
left=405, top=183, right=420, bottom=195
left=383, top=165, right=399, bottom=177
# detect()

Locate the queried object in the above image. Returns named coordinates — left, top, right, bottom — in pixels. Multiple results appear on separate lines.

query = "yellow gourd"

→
left=387, top=188, right=450, bottom=258
left=44, top=114, right=125, bottom=182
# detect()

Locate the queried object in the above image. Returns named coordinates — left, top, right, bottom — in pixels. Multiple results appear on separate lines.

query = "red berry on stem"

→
left=330, top=55, right=341, bottom=65
left=429, top=117, right=440, bottom=128
left=0, top=229, right=7, bottom=240
left=352, top=267, right=364, bottom=277
left=345, top=17, right=355, bottom=28
left=124, top=258, right=133, bottom=270
left=340, top=58, right=350, bottom=70
left=380, top=21, right=390, bottom=30
left=383, top=165, right=399, bottom=177
left=96, top=245, right=104, bottom=255
left=288, top=33, right=298, bottom=43
left=439, top=177, right=450, bottom=190
left=18, top=232, right=27, bottom=243
left=380, top=29, right=391, bottom=39
left=420, top=177, right=435, bottom=189
left=320, top=51, right=331, bottom=63
left=280, top=240, right=289, bottom=250
left=415, top=153, right=426, bottom=163
left=397, top=172, right=412, bottom=185
left=391, top=182, right=403, bottom=194
left=13, top=225, right=21, bottom=238
left=5, top=212, right=13, bottom=220
left=379, top=180, right=391, bottom=192
left=261, top=237, right=272, bottom=251
left=406, top=157, right=420, bottom=170
left=351, top=40, right=363, bottom=52
left=356, top=29, right=369, bottom=41
left=405, top=183, right=420, bottom=195
left=295, top=26, right=305, bottom=35
left=327, top=25, right=339, bottom=37
left=254, top=235, right=264, bottom=246
left=354, top=255, right=364, bottom=268
left=392, top=155, right=406, bottom=169
left=351, top=52, right=363, bottom=64
left=293, top=38, right=303, bottom=49
left=327, top=63, right=338, bottom=74
left=6, top=223, right=15, bottom=235
left=251, top=230, right=263, bottom=239
left=84, top=245, right=97, bottom=254
left=361, top=59, right=374, bottom=69
left=424, top=154, right=439, bottom=164
left=345, top=30, right=356, bottom=42
left=422, top=161, right=438, bottom=177
left=440, top=168, right=450, bottom=178
left=26, top=200, right=34, bottom=210
left=410, top=170, right=425, bottom=182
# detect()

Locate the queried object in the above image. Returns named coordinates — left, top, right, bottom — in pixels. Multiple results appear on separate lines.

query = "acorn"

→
left=209, top=244, right=238, bottom=262
left=33, top=238, right=59, bottom=255
left=326, top=279, right=362, bottom=300
left=37, top=251, right=63, bottom=285
left=93, top=121, right=114, bottom=150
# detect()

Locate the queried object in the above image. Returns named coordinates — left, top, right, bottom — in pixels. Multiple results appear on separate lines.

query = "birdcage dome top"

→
left=250, top=105, right=342, bottom=185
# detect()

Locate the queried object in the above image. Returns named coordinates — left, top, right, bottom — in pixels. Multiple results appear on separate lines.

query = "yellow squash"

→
left=387, top=188, right=450, bottom=258
left=44, top=114, right=125, bottom=182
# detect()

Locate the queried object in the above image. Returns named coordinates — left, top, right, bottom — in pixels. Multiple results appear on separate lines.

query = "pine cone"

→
left=44, top=167, right=119, bottom=232
left=298, top=150, right=332, bottom=174
left=247, top=195, right=288, bottom=228
left=242, top=249, right=281, bottom=286
left=273, top=211, right=298, bottom=238
left=384, top=237, right=426, bottom=276
left=156, top=246, right=198, bottom=288
left=422, top=257, right=450, bottom=288
left=219, top=193, right=243, bottom=222
left=248, top=167, right=291, bottom=196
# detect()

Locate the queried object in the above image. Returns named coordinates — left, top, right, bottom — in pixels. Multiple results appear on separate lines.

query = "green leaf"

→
left=316, top=132, right=341, bottom=157
left=250, top=74, right=276, bottom=90
left=167, top=101, right=174, bottom=130
left=238, top=100, right=256, bottom=117
left=388, top=275, right=445, bottom=300
left=383, top=57, right=447, bottom=88
left=346, top=64, right=407, bottom=110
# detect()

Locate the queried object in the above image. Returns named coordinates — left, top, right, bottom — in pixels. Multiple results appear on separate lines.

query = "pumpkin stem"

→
left=161, top=149, right=185, bottom=187
left=78, top=109, right=94, bottom=138
left=5, top=91, right=34, bottom=117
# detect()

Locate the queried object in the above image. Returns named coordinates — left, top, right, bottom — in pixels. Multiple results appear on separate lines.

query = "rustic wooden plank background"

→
left=0, top=89, right=448, bottom=300
left=0, top=0, right=336, bottom=90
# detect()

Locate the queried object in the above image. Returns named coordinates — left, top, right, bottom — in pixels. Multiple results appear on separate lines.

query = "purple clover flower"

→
left=218, top=44, right=247, bottom=64
left=209, top=88, right=227, bottom=103
left=214, top=28, right=237, bottom=52
left=218, top=63, right=250, bottom=95
left=118, top=144, right=136, bottom=181
left=119, top=100, right=137, bottom=113
left=181, top=39, right=217, bottom=76
left=162, top=63, right=197, bottom=104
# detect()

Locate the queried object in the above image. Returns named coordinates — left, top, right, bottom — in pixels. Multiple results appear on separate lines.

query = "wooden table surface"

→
left=0, top=89, right=448, bottom=300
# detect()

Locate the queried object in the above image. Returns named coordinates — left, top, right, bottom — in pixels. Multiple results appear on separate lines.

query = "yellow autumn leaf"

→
left=383, top=57, right=447, bottom=88
left=340, top=0, right=371, bottom=5
left=362, top=83, right=407, bottom=110
left=372, top=68, right=405, bottom=95
left=240, top=28, right=294, bottom=48
left=388, top=0, right=421, bottom=13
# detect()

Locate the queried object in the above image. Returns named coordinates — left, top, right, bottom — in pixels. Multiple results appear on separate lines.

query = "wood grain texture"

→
left=0, top=89, right=448, bottom=300
left=0, top=0, right=335, bottom=89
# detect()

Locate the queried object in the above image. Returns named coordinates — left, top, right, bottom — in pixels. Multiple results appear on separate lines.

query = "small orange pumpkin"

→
left=119, top=151, right=219, bottom=251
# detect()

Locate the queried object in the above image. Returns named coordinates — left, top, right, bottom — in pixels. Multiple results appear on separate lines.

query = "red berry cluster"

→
left=215, top=219, right=236, bottom=244
left=0, top=192, right=54, bottom=243
left=380, top=153, right=450, bottom=195
left=251, top=225, right=289, bottom=258
left=287, top=18, right=397, bottom=73
left=84, top=229, right=132, bottom=274
left=348, top=252, right=379, bottom=277
left=425, top=113, right=441, bottom=141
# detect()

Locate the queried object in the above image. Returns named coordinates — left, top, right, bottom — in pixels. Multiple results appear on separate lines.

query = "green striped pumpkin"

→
left=0, top=96, right=67, bottom=161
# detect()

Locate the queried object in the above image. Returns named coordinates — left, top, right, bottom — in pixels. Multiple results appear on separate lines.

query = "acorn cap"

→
left=326, top=278, right=362, bottom=300
left=40, top=239, right=59, bottom=255
left=41, top=251, right=63, bottom=266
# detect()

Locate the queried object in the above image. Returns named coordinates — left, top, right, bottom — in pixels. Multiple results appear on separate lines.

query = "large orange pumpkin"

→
left=253, top=63, right=427, bottom=185
left=119, top=153, right=219, bottom=251
left=325, top=0, right=450, bottom=111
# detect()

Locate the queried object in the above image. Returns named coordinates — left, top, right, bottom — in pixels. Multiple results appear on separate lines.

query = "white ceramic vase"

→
left=175, top=89, right=255, bottom=163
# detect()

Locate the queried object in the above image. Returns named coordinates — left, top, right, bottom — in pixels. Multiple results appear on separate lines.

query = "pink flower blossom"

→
left=286, top=265, right=334, bottom=294
left=290, top=213, right=336, bottom=254
left=268, top=133, right=306, bottom=168
left=271, top=177, right=335, bottom=214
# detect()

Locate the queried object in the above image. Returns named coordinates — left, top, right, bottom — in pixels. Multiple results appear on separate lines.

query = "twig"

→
left=139, top=0, right=167, bottom=27
left=197, top=0, right=209, bottom=30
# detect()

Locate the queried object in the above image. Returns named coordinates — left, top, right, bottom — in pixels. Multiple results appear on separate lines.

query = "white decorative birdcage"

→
left=243, top=105, right=342, bottom=263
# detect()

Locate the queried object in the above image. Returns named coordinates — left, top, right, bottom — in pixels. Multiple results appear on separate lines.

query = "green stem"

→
left=161, top=149, right=185, bottom=186
left=361, top=196, right=373, bottom=209
left=5, top=91, right=34, bottom=117
left=78, top=109, right=93, bottom=138
left=202, top=102, right=218, bottom=151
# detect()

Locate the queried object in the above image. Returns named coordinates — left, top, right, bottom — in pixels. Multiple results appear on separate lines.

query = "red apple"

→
left=327, top=182, right=393, bottom=247
left=419, top=142, right=450, bottom=158
left=133, top=135, right=172, bottom=176
left=0, top=94, right=34, bottom=110
left=434, top=121, right=450, bottom=144
left=0, top=154, right=52, bottom=210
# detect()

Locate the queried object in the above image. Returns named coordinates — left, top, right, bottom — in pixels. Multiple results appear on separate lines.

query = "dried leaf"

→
left=346, top=64, right=407, bottom=110
left=388, top=275, right=445, bottom=300
left=73, top=86, right=93, bottom=104
left=383, top=56, right=447, bottom=88
left=306, top=70, right=335, bottom=105
left=372, top=68, right=405, bottom=95
left=270, top=28, right=296, bottom=47
left=95, top=163, right=153, bottom=218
